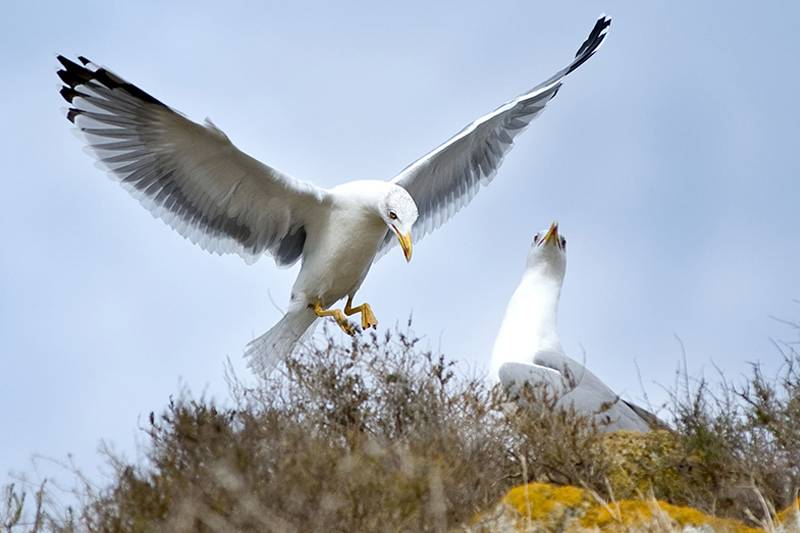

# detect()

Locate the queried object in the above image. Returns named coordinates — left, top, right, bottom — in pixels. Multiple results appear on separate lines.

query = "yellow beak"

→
left=393, top=227, right=413, bottom=262
left=542, top=221, right=559, bottom=246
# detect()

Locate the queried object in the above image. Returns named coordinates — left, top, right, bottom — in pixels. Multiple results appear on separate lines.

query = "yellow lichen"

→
left=777, top=497, right=800, bottom=530
left=580, top=499, right=761, bottom=532
left=503, top=482, right=591, bottom=527
left=499, top=482, right=763, bottom=532
left=600, top=429, right=689, bottom=500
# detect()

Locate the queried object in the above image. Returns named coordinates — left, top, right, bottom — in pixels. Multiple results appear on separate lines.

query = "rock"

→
left=472, top=482, right=762, bottom=532
left=600, top=429, right=688, bottom=500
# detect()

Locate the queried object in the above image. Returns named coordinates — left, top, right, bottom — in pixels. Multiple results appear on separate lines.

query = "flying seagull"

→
left=56, top=16, right=611, bottom=375
left=490, top=223, right=661, bottom=432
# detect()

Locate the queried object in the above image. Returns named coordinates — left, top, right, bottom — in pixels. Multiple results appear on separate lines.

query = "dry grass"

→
left=661, top=319, right=800, bottom=520
left=3, top=317, right=800, bottom=532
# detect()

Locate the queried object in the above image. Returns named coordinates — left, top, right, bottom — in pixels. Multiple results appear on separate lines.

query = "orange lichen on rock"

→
left=498, top=482, right=763, bottom=532
left=503, top=482, right=591, bottom=528
left=777, top=497, right=800, bottom=530
left=579, top=499, right=761, bottom=532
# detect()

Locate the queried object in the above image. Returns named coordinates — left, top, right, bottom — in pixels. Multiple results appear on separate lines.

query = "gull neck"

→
left=490, top=262, right=565, bottom=378
left=519, top=266, right=564, bottom=354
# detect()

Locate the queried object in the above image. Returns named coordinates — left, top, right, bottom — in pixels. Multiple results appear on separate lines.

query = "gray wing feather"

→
left=501, top=348, right=656, bottom=432
left=377, top=16, right=610, bottom=257
left=622, top=400, right=667, bottom=430
left=499, top=361, right=566, bottom=396
left=57, top=56, right=326, bottom=266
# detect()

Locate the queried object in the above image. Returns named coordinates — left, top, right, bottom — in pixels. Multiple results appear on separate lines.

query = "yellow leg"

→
left=311, top=300, right=355, bottom=336
left=344, top=295, right=378, bottom=330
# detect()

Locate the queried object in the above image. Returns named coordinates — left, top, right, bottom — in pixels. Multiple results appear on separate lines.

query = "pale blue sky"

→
left=1, top=2, right=798, bottom=485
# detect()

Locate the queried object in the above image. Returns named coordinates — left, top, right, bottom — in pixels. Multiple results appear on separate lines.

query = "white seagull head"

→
left=377, top=185, right=418, bottom=262
left=527, top=221, right=567, bottom=281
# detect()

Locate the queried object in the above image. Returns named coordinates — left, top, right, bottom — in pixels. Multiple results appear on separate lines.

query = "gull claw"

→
left=360, top=306, right=378, bottom=330
left=338, top=319, right=356, bottom=337
left=344, top=298, right=378, bottom=331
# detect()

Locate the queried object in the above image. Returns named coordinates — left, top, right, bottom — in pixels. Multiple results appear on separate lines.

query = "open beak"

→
left=542, top=221, right=560, bottom=246
left=392, top=226, right=413, bottom=262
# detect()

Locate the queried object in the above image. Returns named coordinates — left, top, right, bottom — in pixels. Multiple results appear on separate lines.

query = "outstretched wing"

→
left=377, top=16, right=610, bottom=256
left=57, top=56, right=327, bottom=266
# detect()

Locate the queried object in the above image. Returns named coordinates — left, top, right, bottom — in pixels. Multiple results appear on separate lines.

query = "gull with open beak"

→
left=55, top=16, right=610, bottom=375
left=490, top=223, right=661, bottom=432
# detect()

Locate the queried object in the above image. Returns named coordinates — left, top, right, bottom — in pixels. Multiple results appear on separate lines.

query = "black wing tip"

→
left=66, top=108, right=82, bottom=123
left=56, top=55, right=95, bottom=89
left=575, top=15, right=611, bottom=59
left=567, top=15, right=612, bottom=75
left=55, top=54, right=166, bottom=109
left=56, top=54, right=93, bottom=71
left=595, top=14, right=612, bottom=30
left=59, top=86, right=80, bottom=103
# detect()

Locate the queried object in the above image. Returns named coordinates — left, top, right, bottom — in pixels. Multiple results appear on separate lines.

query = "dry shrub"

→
left=663, top=317, right=800, bottom=522
left=3, top=317, right=800, bottom=531
left=501, top=379, right=611, bottom=490
left=11, top=325, right=611, bottom=532
left=38, top=325, right=595, bottom=532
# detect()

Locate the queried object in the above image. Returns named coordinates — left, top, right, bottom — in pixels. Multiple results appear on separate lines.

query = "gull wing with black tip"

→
left=57, top=56, right=327, bottom=266
left=376, top=15, right=611, bottom=258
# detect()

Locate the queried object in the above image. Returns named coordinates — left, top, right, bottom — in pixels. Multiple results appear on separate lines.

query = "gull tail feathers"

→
left=245, top=308, right=317, bottom=376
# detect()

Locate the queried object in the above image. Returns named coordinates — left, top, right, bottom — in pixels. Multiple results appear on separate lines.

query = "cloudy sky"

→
left=2, top=2, right=798, bottom=485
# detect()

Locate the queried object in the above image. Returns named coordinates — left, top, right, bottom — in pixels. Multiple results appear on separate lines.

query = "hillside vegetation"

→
left=3, top=318, right=800, bottom=532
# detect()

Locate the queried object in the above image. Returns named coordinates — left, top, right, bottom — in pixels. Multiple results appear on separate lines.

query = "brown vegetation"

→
left=3, top=318, right=799, bottom=531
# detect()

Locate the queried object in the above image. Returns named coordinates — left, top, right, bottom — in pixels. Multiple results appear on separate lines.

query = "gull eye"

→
left=560, top=236, right=567, bottom=249
left=533, top=234, right=540, bottom=244
left=389, top=211, right=398, bottom=220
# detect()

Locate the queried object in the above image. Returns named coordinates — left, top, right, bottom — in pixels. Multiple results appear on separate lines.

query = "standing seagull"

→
left=491, top=223, right=659, bottom=432
left=56, top=17, right=611, bottom=375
